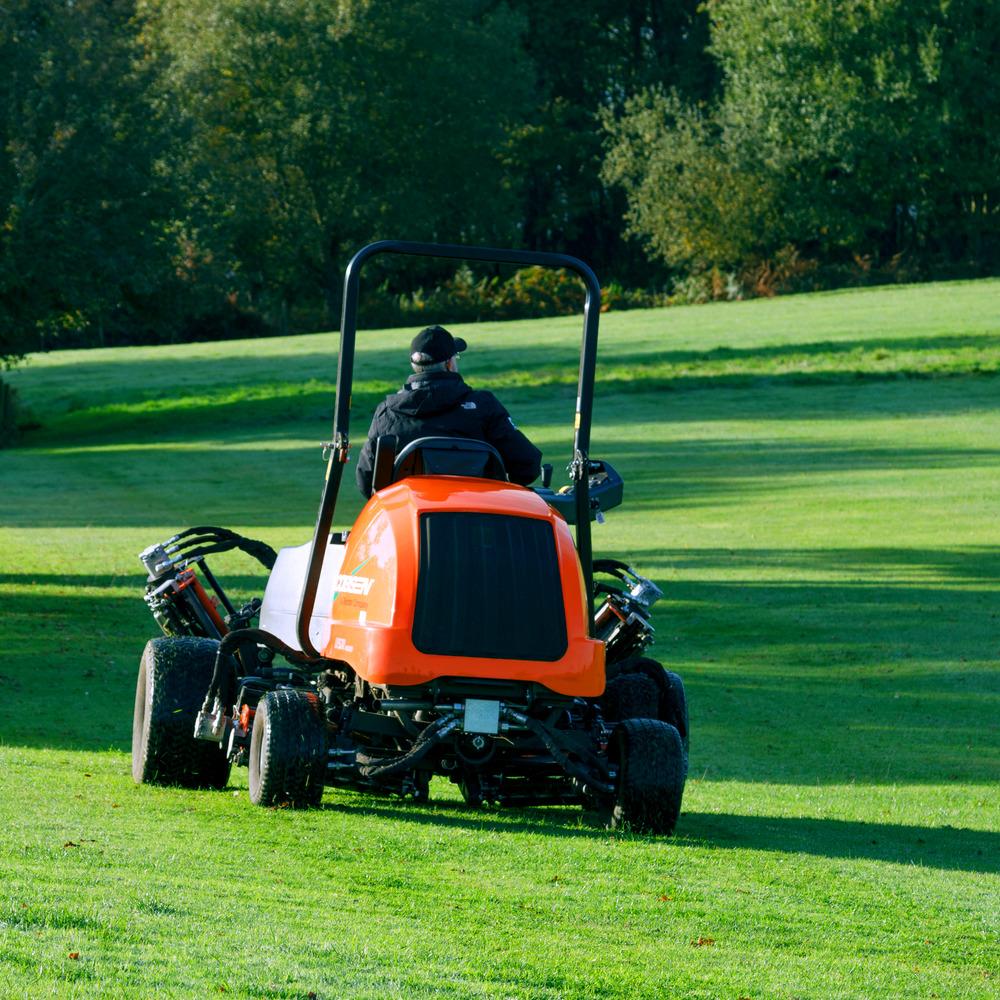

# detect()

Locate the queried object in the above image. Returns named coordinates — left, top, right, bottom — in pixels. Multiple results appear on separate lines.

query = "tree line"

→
left=2, top=0, right=997, bottom=364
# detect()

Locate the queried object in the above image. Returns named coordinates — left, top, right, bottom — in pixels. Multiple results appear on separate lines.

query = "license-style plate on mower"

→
left=463, top=699, right=501, bottom=734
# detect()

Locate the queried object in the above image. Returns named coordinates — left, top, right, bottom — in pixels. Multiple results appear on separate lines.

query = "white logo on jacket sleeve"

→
left=461, top=401, right=477, bottom=409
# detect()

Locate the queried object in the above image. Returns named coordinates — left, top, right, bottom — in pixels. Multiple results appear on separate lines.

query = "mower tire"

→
left=660, top=669, right=689, bottom=756
left=248, top=689, right=327, bottom=808
left=610, top=718, right=686, bottom=835
left=612, top=656, right=689, bottom=756
left=132, top=637, right=231, bottom=789
left=602, top=672, right=659, bottom=722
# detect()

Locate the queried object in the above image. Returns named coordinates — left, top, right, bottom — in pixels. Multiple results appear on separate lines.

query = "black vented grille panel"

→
left=413, top=513, right=568, bottom=661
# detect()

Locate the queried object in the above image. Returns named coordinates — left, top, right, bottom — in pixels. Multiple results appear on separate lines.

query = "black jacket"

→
left=355, top=370, right=542, bottom=497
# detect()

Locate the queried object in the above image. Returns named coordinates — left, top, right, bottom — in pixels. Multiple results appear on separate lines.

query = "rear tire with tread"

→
left=248, top=689, right=327, bottom=808
left=611, top=656, right=689, bottom=757
left=610, top=718, right=686, bottom=834
left=132, top=637, right=231, bottom=789
left=660, top=669, right=689, bottom=756
left=602, top=672, right=659, bottom=722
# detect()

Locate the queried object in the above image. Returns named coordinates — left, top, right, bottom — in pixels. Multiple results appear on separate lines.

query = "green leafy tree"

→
left=505, top=0, right=715, bottom=279
left=602, top=91, right=779, bottom=277
left=0, top=0, right=178, bottom=361
left=153, top=0, right=532, bottom=327
left=604, top=0, right=1000, bottom=280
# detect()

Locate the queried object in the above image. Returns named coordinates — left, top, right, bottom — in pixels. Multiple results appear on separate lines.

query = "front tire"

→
left=132, top=637, right=231, bottom=789
left=248, top=689, right=327, bottom=808
left=610, top=718, right=686, bottom=834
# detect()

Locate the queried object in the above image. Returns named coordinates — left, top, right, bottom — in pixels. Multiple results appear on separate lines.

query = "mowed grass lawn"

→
left=1, top=278, right=998, bottom=999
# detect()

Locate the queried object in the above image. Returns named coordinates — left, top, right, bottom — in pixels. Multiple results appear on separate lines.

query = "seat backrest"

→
left=371, top=434, right=398, bottom=493
left=393, top=436, right=507, bottom=484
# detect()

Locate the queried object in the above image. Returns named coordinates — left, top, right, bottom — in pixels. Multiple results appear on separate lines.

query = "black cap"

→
left=410, top=325, right=467, bottom=364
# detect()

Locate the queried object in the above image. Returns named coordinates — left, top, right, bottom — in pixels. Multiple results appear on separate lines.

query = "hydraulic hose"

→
left=356, top=715, right=461, bottom=779
left=201, top=627, right=317, bottom=715
left=507, top=710, right=614, bottom=796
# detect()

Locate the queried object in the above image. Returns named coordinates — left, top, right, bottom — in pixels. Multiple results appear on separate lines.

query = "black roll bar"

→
left=296, top=240, right=602, bottom=658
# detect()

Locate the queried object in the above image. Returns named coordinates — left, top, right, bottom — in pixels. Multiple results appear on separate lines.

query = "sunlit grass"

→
left=1, top=278, right=998, bottom=998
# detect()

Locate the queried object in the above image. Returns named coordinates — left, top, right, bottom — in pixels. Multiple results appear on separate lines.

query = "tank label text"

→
left=334, top=574, right=375, bottom=596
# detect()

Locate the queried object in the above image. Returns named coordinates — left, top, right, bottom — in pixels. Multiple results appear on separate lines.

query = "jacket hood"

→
left=386, top=370, right=473, bottom=418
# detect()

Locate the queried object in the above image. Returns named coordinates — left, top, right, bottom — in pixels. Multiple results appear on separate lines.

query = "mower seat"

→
left=374, top=435, right=508, bottom=490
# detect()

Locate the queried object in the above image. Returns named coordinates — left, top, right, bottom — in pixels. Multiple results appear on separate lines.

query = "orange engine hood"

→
left=322, top=476, right=605, bottom=697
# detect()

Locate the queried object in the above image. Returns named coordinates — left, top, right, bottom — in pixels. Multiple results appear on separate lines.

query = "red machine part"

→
left=174, top=569, right=229, bottom=635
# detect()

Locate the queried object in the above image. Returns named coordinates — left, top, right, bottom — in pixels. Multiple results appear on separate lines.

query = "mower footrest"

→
left=194, top=708, right=227, bottom=742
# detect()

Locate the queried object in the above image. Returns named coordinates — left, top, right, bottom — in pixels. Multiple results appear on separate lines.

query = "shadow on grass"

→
left=0, top=573, right=266, bottom=754
left=326, top=800, right=602, bottom=840
left=679, top=811, right=1000, bottom=875
left=325, top=800, right=999, bottom=875
left=20, top=369, right=1000, bottom=448
left=5, top=430, right=1000, bottom=527
left=612, top=332, right=1000, bottom=365
left=1, top=538, right=997, bottom=784
left=21, top=330, right=1000, bottom=384
left=606, top=437, right=1000, bottom=512
left=12, top=333, right=1000, bottom=451
left=645, top=545, right=1000, bottom=584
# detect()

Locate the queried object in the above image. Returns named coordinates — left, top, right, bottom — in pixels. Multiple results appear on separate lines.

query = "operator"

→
left=355, top=324, right=542, bottom=498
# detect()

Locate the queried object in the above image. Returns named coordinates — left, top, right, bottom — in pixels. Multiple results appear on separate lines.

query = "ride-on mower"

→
left=132, top=242, right=689, bottom=833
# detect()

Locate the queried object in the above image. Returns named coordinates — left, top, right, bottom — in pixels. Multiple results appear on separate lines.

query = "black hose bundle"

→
left=520, top=715, right=614, bottom=796
left=167, top=526, right=277, bottom=570
left=200, top=627, right=315, bottom=715
left=356, top=715, right=461, bottom=779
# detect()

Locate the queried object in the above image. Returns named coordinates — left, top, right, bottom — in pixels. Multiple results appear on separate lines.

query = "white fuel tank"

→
left=259, top=539, right=345, bottom=653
